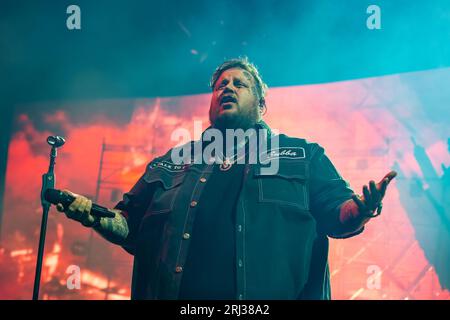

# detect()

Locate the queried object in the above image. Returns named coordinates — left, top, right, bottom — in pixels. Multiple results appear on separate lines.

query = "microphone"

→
left=47, top=136, right=66, bottom=148
left=44, top=188, right=115, bottom=218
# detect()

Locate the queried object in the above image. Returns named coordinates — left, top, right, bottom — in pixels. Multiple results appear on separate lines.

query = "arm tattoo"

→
left=93, top=209, right=129, bottom=245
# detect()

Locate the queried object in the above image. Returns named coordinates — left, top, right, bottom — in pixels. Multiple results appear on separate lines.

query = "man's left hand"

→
left=351, top=170, right=397, bottom=217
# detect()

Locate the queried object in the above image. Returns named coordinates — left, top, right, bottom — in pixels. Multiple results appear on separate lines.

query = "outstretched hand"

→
left=351, top=171, right=397, bottom=217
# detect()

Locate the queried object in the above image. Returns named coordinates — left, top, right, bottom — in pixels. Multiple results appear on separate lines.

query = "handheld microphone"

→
left=44, top=188, right=115, bottom=218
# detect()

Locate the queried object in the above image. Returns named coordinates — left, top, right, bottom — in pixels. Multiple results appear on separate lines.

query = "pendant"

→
left=220, top=158, right=232, bottom=171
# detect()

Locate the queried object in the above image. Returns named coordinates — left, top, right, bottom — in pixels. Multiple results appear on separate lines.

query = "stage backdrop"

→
left=1, top=67, right=450, bottom=299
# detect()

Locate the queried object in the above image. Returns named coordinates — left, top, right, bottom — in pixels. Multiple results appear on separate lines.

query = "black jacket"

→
left=115, top=121, right=363, bottom=299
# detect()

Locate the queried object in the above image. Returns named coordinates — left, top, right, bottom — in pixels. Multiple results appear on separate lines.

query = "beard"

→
left=210, top=103, right=260, bottom=131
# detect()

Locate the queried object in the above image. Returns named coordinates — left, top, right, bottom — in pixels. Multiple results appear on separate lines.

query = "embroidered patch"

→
left=150, top=160, right=189, bottom=172
left=264, top=147, right=306, bottom=160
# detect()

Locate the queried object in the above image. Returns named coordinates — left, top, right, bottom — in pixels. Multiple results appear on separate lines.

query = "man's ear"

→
left=259, top=98, right=267, bottom=116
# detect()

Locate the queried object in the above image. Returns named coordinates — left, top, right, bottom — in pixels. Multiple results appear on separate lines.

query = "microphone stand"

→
left=33, top=137, right=63, bottom=300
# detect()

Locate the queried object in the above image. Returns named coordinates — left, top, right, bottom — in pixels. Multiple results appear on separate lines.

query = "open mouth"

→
left=220, top=95, right=237, bottom=106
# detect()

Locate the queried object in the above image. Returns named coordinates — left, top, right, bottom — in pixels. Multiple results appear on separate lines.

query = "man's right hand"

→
left=56, top=190, right=98, bottom=227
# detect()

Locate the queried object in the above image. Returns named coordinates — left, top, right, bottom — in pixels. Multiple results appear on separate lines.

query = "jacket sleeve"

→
left=309, top=144, right=364, bottom=239
left=114, top=159, right=159, bottom=254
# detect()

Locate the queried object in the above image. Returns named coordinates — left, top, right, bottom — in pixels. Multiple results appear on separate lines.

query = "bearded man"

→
left=58, top=57, right=396, bottom=300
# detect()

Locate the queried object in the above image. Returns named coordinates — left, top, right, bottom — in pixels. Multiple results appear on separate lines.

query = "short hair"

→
left=210, top=57, right=268, bottom=108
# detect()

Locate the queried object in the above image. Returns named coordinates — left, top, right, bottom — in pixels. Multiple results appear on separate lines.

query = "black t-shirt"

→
left=178, top=162, right=245, bottom=299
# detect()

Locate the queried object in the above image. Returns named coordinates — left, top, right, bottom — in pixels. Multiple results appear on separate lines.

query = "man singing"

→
left=57, top=57, right=396, bottom=300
